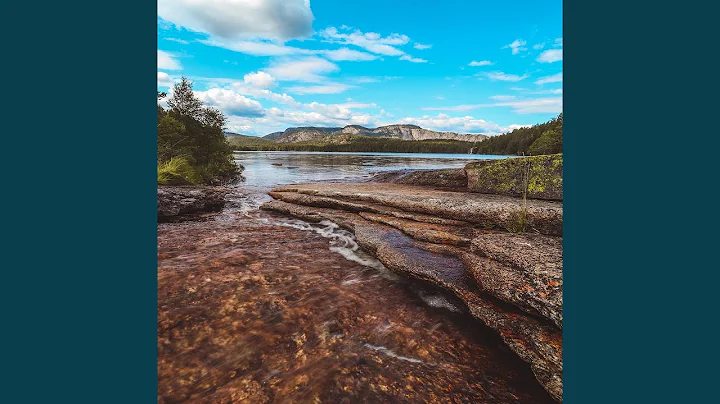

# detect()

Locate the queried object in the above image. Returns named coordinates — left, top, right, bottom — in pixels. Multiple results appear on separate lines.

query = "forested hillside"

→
left=471, top=114, right=562, bottom=155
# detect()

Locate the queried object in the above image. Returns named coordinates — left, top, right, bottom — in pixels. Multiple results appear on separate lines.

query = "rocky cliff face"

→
left=266, top=124, right=488, bottom=144
left=371, top=125, right=488, bottom=142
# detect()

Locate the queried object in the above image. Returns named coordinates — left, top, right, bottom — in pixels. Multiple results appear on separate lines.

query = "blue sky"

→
left=157, top=0, right=562, bottom=137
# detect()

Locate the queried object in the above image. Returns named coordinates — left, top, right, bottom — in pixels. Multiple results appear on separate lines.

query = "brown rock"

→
left=157, top=186, right=228, bottom=220
left=271, top=183, right=562, bottom=236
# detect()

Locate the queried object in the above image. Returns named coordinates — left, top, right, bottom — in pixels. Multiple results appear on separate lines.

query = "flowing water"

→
left=158, top=151, right=554, bottom=403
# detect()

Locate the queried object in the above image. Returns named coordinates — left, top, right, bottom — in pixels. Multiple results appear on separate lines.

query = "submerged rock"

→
left=157, top=186, right=228, bottom=220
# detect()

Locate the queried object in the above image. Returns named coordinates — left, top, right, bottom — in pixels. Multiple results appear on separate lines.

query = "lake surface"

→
left=233, top=151, right=513, bottom=189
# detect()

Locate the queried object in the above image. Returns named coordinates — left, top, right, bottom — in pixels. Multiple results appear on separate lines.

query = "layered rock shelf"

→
left=261, top=154, right=564, bottom=402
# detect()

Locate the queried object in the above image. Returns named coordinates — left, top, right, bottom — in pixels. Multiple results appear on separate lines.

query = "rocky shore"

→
left=157, top=186, right=229, bottom=222
left=261, top=154, right=564, bottom=402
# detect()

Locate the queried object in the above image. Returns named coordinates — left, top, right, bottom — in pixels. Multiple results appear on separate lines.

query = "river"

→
left=157, top=151, right=554, bottom=403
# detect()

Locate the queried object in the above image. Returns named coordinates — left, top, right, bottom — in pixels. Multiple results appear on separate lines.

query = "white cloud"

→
left=243, top=71, right=276, bottom=88
left=490, top=95, right=517, bottom=101
left=157, top=72, right=174, bottom=87
left=158, top=50, right=182, bottom=70
left=555, top=38, right=563, bottom=47
left=535, top=72, right=563, bottom=85
left=322, top=47, right=378, bottom=61
left=394, top=114, right=528, bottom=136
left=399, top=55, right=428, bottom=63
left=194, top=88, right=265, bottom=117
left=320, top=26, right=425, bottom=63
left=157, top=0, right=314, bottom=41
left=487, top=71, right=529, bottom=82
left=422, top=96, right=563, bottom=114
left=200, top=38, right=312, bottom=56
left=435, top=95, right=446, bottom=100
left=286, top=83, right=354, bottom=94
left=533, top=42, right=546, bottom=50
left=165, top=38, right=189, bottom=44
left=267, top=57, right=339, bottom=82
left=414, top=43, right=432, bottom=50
left=321, top=26, right=409, bottom=56
left=537, top=49, right=562, bottom=63
left=505, top=39, right=527, bottom=55
left=469, top=60, right=493, bottom=66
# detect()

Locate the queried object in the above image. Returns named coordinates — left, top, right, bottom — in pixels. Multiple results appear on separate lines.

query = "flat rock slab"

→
left=158, top=186, right=228, bottom=220
left=465, top=154, right=563, bottom=201
left=261, top=199, right=563, bottom=402
left=271, top=183, right=563, bottom=236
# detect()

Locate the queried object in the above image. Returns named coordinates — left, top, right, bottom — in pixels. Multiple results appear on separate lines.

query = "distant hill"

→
left=225, top=133, right=277, bottom=148
left=233, top=133, right=479, bottom=154
left=263, top=124, right=488, bottom=144
left=228, top=114, right=563, bottom=155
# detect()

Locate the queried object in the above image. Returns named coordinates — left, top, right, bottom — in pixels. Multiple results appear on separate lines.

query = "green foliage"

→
left=472, top=114, right=563, bottom=156
left=230, top=134, right=478, bottom=154
left=157, top=157, right=198, bottom=185
left=157, top=77, right=241, bottom=185
left=528, top=129, right=562, bottom=155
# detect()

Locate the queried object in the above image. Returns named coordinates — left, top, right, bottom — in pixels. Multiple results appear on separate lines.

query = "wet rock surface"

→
left=262, top=199, right=563, bottom=402
left=271, top=183, right=563, bottom=236
left=158, top=209, right=556, bottom=403
left=158, top=186, right=228, bottom=221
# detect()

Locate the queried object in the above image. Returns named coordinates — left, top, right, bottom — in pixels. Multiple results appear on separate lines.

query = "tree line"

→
left=157, top=78, right=241, bottom=185
left=470, top=114, right=563, bottom=155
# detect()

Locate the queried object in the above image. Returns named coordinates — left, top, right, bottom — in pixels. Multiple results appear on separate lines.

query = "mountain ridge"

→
left=261, top=124, right=488, bottom=144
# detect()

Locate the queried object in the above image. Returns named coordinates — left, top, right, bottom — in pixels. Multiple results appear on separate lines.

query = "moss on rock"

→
left=465, top=154, right=563, bottom=201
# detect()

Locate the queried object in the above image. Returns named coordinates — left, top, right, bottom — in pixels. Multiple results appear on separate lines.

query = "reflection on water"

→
left=233, top=151, right=512, bottom=190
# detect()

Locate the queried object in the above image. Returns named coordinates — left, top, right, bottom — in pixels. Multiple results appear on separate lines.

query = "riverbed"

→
left=157, top=151, right=554, bottom=403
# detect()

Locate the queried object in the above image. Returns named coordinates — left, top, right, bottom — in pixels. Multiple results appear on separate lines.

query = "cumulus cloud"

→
left=469, top=60, right=493, bottom=66
left=394, top=114, right=529, bottom=136
left=158, top=50, right=182, bottom=70
left=535, top=72, right=563, bottom=85
left=157, top=72, right=174, bottom=87
left=157, top=0, right=314, bottom=40
left=194, top=88, right=265, bottom=117
left=413, top=43, right=432, bottom=50
left=533, top=42, right=546, bottom=50
left=267, top=57, right=339, bottom=82
left=537, top=49, right=562, bottom=63
left=504, top=39, right=527, bottom=55
left=243, top=71, right=276, bottom=88
left=486, top=71, right=529, bottom=82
